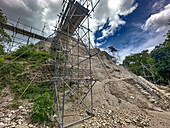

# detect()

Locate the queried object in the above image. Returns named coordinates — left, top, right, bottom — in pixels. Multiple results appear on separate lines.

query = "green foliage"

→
left=0, top=57, right=4, bottom=66
left=12, top=43, right=52, bottom=68
left=30, top=92, right=54, bottom=123
left=53, top=53, right=65, bottom=62
left=0, top=43, right=52, bottom=96
left=0, top=9, right=11, bottom=45
left=11, top=77, right=52, bottom=99
left=6, top=100, right=22, bottom=109
left=0, top=62, right=26, bottom=75
left=167, top=89, right=170, bottom=93
left=123, top=28, right=170, bottom=83
left=150, top=43, right=170, bottom=81
left=12, top=43, right=34, bottom=58
left=0, top=44, right=5, bottom=55
left=0, top=62, right=26, bottom=92
left=0, top=9, right=7, bottom=22
left=123, top=50, right=155, bottom=80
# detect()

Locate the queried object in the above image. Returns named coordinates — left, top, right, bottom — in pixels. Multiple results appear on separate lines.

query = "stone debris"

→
left=82, top=107, right=150, bottom=128
left=0, top=103, right=33, bottom=128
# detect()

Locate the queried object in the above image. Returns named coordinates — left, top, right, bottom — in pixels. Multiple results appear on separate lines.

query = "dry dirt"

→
left=0, top=45, right=170, bottom=128
left=69, top=50, right=170, bottom=128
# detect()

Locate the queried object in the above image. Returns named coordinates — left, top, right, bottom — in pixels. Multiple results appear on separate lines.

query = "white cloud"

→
left=0, top=0, right=138, bottom=45
left=152, top=0, right=165, bottom=13
left=143, top=3, right=170, bottom=32
left=0, top=0, right=62, bottom=36
left=93, top=0, right=138, bottom=40
left=95, top=41, right=106, bottom=47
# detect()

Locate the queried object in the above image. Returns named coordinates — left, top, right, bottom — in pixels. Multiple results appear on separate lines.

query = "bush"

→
left=0, top=43, right=53, bottom=98
left=0, top=44, right=5, bottom=55
left=30, top=92, right=54, bottom=123
left=12, top=43, right=34, bottom=59
left=0, top=62, right=26, bottom=92
left=0, top=62, right=26, bottom=76
left=0, top=57, right=4, bottom=66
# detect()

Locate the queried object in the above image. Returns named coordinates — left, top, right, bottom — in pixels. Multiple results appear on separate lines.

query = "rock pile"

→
left=0, top=103, right=34, bottom=128
left=82, top=106, right=150, bottom=128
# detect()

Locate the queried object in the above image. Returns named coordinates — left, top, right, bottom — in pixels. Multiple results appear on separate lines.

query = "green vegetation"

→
left=123, top=28, right=170, bottom=84
left=0, top=11, right=53, bottom=97
left=12, top=43, right=52, bottom=67
left=167, top=89, right=170, bottom=93
left=0, top=42, right=53, bottom=96
left=53, top=53, right=65, bottom=62
left=0, top=9, right=56, bottom=126
left=6, top=100, right=22, bottom=109
left=150, top=42, right=170, bottom=81
left=30, top=92, right=55, bottom=123
left=0, top=9, right=11, bottom=45
left=0, top=62, right=26, bottom=92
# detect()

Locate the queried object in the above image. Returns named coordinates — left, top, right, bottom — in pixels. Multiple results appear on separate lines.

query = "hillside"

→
left=0, top=41, right=170, bottom=128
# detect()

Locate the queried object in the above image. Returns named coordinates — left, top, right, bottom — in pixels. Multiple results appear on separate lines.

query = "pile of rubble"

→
left=82, top=106, right=150, bottom=128
left=0, top=103, right=33, bottom=128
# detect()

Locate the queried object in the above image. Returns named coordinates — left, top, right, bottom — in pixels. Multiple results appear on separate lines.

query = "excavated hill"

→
left=79, top=49, right=170, bottom=128
left=0, top=41, right=170, bottom=128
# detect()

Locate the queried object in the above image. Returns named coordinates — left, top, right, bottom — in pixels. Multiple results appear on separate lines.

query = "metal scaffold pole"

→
left=52, top=0, right=100, bottom=127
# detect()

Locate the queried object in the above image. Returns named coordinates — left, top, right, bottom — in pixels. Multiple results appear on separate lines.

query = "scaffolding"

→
left=0, top=0, right=101, bottom=127
left=52, top=0, right=100, bottom=127
left=0, top=18, right=46, bottom=52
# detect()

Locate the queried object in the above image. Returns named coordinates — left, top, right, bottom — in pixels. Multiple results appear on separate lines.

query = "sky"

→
left=0, top=0, right=170, bottom=62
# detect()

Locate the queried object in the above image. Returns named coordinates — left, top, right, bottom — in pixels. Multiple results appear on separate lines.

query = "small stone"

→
left=21, top=111, right=27, bottom=115
left=3, top=117, right=11, bottom=123
left=149, top=98, right=156, bottom=103
left=53, top=114, right=57, bottom=118
left=130, top=96, right=134, bottom=99
left=0, top=112, right=5, bottom=118
left=19, top=106, right=23, bottom=109
left=18, top=119, right=23, bottom=125
left=0, top=122, right=6, bottom=127
left=81, top=124, right=85, bottom=128
left=11, top=122, right=17, bottom=125
left=125, top=119, right=131, bottom=123
left=17, top=115, right=24, bottom=119
left=9, top=113, right=13, bottom=118
left=28, top=124, right=33, bottom=128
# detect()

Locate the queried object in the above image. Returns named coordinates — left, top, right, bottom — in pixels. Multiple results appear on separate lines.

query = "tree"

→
left=151, top=39, right=170, bottom=82
left=0, top=9, right=11, bottom=46
left=123, top=50, right=156, bottom=81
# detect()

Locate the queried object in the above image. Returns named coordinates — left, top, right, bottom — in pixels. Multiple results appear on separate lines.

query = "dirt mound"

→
left=1, top=43, right=170, bottom=128
left=78, top=49, right=170, bottom=128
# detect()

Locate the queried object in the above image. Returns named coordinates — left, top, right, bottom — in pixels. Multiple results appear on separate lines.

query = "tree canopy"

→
left=123, top=27, right=170, bottom=84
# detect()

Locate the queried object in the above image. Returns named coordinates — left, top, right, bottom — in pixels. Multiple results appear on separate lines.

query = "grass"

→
left=167, top=89, right=170, bottom=93
left=0, top=43, right=53, bottom=99
left=6, top=100, right=22, bottom=109
left=10, top=74, right=53, bottom=100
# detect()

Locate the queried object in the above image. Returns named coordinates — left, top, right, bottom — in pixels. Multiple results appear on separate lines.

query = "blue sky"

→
left=0, top=0, right=170, bottom=62
left=93, top=0, right=170, bottom=62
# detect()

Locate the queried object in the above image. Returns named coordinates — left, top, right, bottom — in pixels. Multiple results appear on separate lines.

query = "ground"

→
left=0, top=48, right=170, bottom=128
